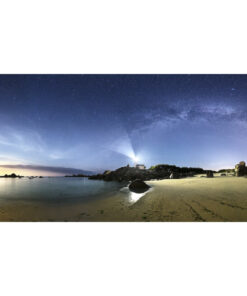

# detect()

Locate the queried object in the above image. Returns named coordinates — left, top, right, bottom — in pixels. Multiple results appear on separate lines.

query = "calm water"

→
left=0, top=177, right=126, bottom=204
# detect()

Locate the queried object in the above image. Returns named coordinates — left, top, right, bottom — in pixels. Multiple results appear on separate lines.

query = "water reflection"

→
left=129, top=191, right=146, bottom=202
left=0, top=177, right=124, bottom=204
left=120, top=186, right=152, bottom=203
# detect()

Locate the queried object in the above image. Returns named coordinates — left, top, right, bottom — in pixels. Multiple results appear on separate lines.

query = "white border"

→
left=0, top=0, right=247, bottom=295
left=0, top=0, right=247, bottom=74
left=0, top=223, right=246, bottom=296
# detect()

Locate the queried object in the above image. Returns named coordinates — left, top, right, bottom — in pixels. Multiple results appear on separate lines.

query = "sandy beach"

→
left=83, top=175, right=247, bottom=222
left=1, top=175, right=247, bottom=222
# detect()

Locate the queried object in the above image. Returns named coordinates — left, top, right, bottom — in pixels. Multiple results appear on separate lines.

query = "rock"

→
left=103, top=174, right=114, bottom=181
left=186, top=172, right=195, bottom=177
left=89, top=164, right=208, bottom=182
left=103, top=170, right=111, bottom=175
left=129, top=179, right=150, bottom=193
left=235, top=161, right=247, bottom=177
left=65, top=174, right=88, bottom=177
left=1, top=173, right=23, bottom=178
left=206, top=171, right=214, bottom=178
left=169, top=172, right=180, bottom=179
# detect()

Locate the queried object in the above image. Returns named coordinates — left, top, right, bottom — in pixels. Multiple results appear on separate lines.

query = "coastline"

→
left=82, top=175, right=247, bottom=222
left=1, top=176, right=247, bottom=221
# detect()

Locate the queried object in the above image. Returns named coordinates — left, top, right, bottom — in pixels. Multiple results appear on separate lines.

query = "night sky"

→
left=0, top=75, right=247, bottom=174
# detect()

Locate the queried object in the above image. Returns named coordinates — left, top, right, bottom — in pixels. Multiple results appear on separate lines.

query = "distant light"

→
left=131, top=155, right=139, bottom=163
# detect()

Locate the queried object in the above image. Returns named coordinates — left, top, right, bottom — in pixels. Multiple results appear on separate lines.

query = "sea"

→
left=0, top=177, right=127, bottom=204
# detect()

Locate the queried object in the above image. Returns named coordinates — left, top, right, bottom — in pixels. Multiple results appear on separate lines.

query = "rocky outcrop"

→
left=169, top=172, right=180, bottom=179
left=103, top=170, right=112, bottom=175
left=235, top=161, right=247, bottom=177
left=65, top=174, right=88, bottom=177
left=89, top=164, right=207, bottom=182
left=0, top=173, right=23, bottom=178
left=129, top=179, right=150, bottom=193
left=206, top=171, right=214, bottom=178
left=89, top=166, right=154, bottom=182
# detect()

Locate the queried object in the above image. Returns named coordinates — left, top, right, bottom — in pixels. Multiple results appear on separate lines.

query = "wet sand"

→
left=1, top=176, right=247, bottom=222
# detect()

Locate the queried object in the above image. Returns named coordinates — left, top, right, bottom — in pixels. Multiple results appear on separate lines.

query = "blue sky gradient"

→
left=0, top=75, right=246, bottom=173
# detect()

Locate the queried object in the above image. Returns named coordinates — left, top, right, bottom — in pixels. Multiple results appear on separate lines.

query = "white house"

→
left=135, top=164, right=146, bottom=170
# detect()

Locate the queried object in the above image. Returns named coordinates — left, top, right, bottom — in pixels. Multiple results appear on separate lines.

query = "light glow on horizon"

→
left=0, top=167, right=65, bottom=177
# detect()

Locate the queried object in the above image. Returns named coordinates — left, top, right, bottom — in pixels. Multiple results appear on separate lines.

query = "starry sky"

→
left=0, top=74, right=247, bottom=175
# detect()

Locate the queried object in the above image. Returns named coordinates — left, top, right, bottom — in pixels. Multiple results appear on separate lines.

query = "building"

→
left=135, top=164, right=146, bottom=170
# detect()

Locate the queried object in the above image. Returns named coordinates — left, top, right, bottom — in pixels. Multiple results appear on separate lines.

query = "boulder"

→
left=235, top=161, right=246, bottom=177
left=206, top=171, right=214, bottom=178
left=129, top=179, right=150, bottom=193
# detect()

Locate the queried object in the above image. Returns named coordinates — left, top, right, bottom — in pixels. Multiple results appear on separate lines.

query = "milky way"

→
left=0, top=75, right=247, bottom=171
